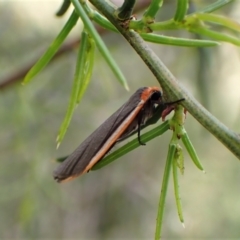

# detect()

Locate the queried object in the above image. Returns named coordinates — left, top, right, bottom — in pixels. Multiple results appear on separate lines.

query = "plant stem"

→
left=89, top=0, right=240, bottom=160
left=90, top=0, right=240, bottom=159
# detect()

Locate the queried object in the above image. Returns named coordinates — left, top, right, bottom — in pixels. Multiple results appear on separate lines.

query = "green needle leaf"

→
left=181, top=129, right=204, bottom=171
left=55, top=105, right=169, bottom=165
left=155, top=143, right=176, bottom=240
left=56, top=156, right=68, bottom=163
left=176, top=144, right=184, bottom=175
left=56, top=0, right=71, bottom=16
left=198, top=0, right=234, bottom=14
left=56, top=121, right=170, bottom=167
left=92, top=120, right=170, bottom=170
left=56, top=30, right=90, bottom=147
left=196, top=13, right=240, bottom=33
left=148, top=19, right=179, bottom=31
left=23, top=10, right=78, bottom=85
left=76, top=34, right=95, bottom=103
left=174, top=0, right=189, bottom=22
left=143, top=0, right=164, bottom=21
left=140, top=33, right=219, bottom=47
left=173, top=144, right=185, bottom=224
left=191, top=27, right=240, bottom=46
left=71, top=0, right=129, bottom=90
left=91, top=12, right=118, bottom=32
left=82, top=1, right=118, bottom=32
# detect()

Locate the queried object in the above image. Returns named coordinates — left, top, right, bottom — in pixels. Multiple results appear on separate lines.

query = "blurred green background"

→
left=1, top=0, right=240, bottom=239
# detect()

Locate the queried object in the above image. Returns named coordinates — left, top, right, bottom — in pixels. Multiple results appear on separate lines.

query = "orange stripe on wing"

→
left=60, top=96, right=147, bottom=182
left=82, top=100, right=146, bottom=174
left=83, top=87, right=161, bottom=174
left=60, top=87, right=161, bottom=182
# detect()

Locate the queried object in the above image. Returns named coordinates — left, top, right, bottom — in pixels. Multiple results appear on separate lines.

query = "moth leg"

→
left=137, top=111, right=146, bottom=146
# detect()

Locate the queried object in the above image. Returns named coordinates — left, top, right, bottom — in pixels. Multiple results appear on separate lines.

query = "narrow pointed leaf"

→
left=56, top=0, right=71, bottom=16
left=181, top=129, right=204, bottom=171
left=143, top=0, right=164, bottom=20
left=149, top=20, right=180, bottom=31
left=191, top=27, right=240, bottom=46
left=198, top=0, right=234, bottom=14
left=56, top=156, right=68, bottom=163
left=82, top=1, right=118, bottom=32
left=176, top=144, right=184, bottom=174
left=23, top=10, right=78, bottom=85
left=196, top=13, right=240, bottom=33
left=56, top=30, right=89, bottom=146
left=92, top=12, right=118, bottom=32
left=56, top=121, right=170, bottom=165
left=174, top=0, right=189, bottom=22
left=140, top=33, right=219, bottom=47
left=155, top=143, right=176, bottom=240
left=92, top=120, right=170, bottom=170
left=71, top=0, right=129, bottom=90
left=173, top=145, right=184, bottom=224
left=77, top=35, right=95, bottom=103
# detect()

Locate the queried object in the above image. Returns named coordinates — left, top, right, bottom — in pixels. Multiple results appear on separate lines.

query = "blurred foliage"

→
left=0, top=0, right=240, bottom=239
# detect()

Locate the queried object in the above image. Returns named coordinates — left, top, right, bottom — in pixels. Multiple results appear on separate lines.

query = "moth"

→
left=53, top=87, right=183, bottom=182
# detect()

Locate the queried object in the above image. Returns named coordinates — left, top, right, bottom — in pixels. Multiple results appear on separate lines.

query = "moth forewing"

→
left=53, top=87, right=163, bottom=182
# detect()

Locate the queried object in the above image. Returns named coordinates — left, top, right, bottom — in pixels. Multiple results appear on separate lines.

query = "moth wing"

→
left=53, top=88, right=146, bottom=182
